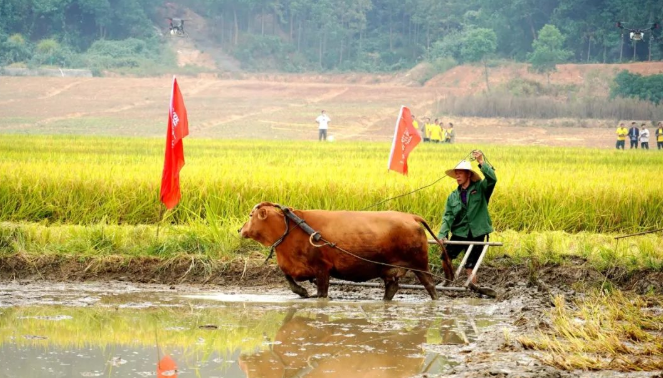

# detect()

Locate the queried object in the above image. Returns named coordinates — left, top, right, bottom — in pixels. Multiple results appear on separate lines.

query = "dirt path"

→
left=38, top=79, right=91, bottom=100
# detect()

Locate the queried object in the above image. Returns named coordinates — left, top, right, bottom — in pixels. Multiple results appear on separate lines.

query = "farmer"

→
left=657, top=122, right=663, bottom=150
left=616, top=123, right=628, bottom=150
left=316, top=110, right=331, bottom=141
left=639, top=123, right=650, bottom=150
left=438, top=151, right=496, bottom=285
left=628, top=121, right=640, bottom=149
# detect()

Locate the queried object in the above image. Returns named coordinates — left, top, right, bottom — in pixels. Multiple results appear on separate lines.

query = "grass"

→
left=0, top=135, right=661, bottom=270
left=1, top=223, right=661, bottom=273
left=518, top=290, right=663, bottom=371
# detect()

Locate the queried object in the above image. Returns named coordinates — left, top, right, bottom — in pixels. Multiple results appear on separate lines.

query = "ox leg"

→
left=414, top=271, right=438, bottom=300
left=314, top=270, right=330, bottom=298
left=285, top=275, right=309, bottom=298
left=383, top=278, right=399, bottom=301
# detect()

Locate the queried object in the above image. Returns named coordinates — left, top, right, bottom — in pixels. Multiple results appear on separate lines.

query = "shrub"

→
left=0, top=33, right=33, bottom=65
left=611, top=70, right=663, bottom=105
left=81, top=37, right=175, bottom=72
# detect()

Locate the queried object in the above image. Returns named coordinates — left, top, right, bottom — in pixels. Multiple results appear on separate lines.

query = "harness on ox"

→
left=264, top=205, right=322, bottom=263
left=262, top=203, right=499, bottom=298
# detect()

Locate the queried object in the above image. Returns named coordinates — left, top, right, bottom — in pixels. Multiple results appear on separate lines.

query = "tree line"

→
left=0, top=0, right=661, bottom=72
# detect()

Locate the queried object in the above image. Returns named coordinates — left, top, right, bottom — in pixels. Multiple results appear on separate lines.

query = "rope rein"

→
left=308, top=233, right=454, bottom=284
left=360, top=150, right=487, bottom=211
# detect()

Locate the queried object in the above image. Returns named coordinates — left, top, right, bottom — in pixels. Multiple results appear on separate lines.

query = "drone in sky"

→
left=166, top=17, right=190, bottom=37
left=616, top=21, right=659, bottom=41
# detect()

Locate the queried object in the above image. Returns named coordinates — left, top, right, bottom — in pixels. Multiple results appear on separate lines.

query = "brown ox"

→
left=239, top=202, right=454, bottom=300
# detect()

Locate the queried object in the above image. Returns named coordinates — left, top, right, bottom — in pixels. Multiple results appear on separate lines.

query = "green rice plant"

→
left=0, top=136, right=661, bottom=233
left=0, top=135, right=662, bottom=269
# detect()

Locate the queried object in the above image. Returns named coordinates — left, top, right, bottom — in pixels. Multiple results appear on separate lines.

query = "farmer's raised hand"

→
left=473, top=150, right=484, bottom=165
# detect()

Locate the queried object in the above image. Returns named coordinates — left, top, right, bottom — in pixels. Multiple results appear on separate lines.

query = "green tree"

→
left=528, top=24, right=572, bottom=85
left=35, top=38, right=61, bottom=65
left=1, top=33, right=32, bottom=64
left=460, top=28, right=497, bottom=91
left=611, top=70, right=663, bottom=105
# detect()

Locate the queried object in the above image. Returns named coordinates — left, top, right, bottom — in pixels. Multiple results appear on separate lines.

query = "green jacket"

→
left=438, top=164, right=497, bottom=239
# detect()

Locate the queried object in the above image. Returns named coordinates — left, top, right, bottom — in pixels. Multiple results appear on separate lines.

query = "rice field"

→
left=0, top=135, right=662, bottom=271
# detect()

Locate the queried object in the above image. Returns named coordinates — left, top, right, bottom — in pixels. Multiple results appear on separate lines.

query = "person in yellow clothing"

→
left=423, top=117, right=432, bottom=142
left=656, top=122, right=663, bottom=150
left=616, top=123, right=628, bottom=150
left=429, top=119, right=443, bottom=143
left=412, top=115, right=421, bottom=139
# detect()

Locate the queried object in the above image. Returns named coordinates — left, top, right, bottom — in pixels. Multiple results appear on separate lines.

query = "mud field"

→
left=0, top=280, right=582, bottom=378
left=2, top=257, right=662, bottom=378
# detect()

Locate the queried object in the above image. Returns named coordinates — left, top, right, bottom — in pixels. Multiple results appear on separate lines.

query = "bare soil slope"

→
left=427, top=61, right=663, bottom=94
left=2, top=62, right=662, bottom=148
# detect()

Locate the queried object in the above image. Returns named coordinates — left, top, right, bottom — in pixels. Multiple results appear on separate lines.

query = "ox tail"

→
left=415, top=216, right=455, bottom=283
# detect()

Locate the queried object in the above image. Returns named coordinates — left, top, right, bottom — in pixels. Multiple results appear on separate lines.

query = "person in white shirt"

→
left=315, top=110, right=331, bottom=141
left=640, top=123, right=650, bottom=150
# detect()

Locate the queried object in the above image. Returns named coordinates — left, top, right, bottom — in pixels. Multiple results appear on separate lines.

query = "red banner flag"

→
left=160, top=77, right=189, bottom=209
left=387, top=106, right=421, bottom=175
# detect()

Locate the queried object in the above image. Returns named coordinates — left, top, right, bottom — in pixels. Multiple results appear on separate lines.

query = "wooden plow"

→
left=330, top=240, right=502, bottom=298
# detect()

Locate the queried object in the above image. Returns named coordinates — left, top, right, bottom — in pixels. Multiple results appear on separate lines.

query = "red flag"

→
left=160, top=77, right=189, bottom=209
left=387, top=106, right=421, bottom=175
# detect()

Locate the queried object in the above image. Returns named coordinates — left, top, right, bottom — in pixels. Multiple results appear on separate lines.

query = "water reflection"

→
left=0, top=292, right=498, bottom=378
left=239, top=308, right=437, bottom=377
left=157, top=355, right=178, bottom=377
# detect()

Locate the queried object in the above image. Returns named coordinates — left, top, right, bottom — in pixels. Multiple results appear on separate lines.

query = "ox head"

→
left=239, top=202, right=287, bottom=246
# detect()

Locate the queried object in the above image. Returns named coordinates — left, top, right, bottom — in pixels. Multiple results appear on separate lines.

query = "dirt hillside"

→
left=2, top=62, right=663, bottom=148
left=426, top=61, right=663, bottom=94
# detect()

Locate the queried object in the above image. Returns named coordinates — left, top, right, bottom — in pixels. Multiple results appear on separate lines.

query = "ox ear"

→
left=257, top=208, right=268, bottom=220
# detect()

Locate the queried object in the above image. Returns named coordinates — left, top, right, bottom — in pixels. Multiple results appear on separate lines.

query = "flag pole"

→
left=156, top=204, right=166, bottom=241
left=157, top=76, right=176, bottom=242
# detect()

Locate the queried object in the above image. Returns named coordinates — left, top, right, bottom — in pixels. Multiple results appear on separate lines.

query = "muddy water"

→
left=0, top=282, right=506, bottom=378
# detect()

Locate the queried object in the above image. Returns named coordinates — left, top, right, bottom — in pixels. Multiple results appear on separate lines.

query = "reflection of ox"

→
left=239, top=202, right=454, bottom=300
left=238, top=309, right=432, bottom=378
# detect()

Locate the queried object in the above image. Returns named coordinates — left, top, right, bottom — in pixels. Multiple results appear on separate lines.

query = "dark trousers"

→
left=641, top=142, right=649, bottom=150
left=445, top=232, right=489, bottom=269
left=616, top=140, right=625, bottom=149
left=318, top=129, right=327, bottom=141
left=423, top=137, right=430, bottom=142
left=658, top=142, right=663, bottom=150
left=630, top=140, right=638, bottom=149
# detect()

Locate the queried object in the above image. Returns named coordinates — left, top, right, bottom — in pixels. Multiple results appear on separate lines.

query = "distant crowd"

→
left=314, top=110, right=458, bottom=143
left=616, top=121, right=663, bottom=150
left=412, top=115, right=456, bottom=144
